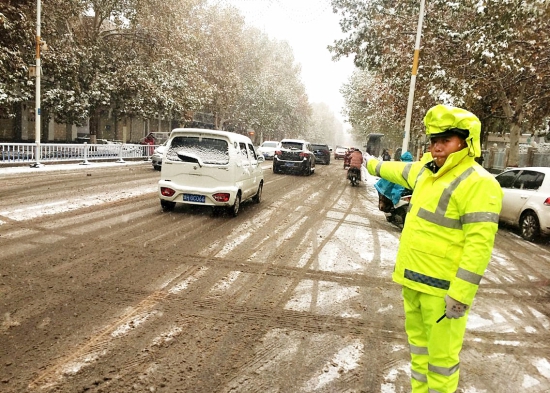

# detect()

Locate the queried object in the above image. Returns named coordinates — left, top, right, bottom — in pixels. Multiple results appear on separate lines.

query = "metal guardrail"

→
left=481, top=148, right=550, bottom=173
left=0, top=142, right=156, bottom=165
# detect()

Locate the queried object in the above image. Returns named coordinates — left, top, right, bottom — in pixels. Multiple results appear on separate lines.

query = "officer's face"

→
left=429, top=135, right=465, bottom=167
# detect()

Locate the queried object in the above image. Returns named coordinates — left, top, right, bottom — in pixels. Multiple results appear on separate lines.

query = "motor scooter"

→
left=347, top=166, right=361, bottom=186
left=383, top=189, right=412, bottom=229
left=376, top=183, right=412, bottom=229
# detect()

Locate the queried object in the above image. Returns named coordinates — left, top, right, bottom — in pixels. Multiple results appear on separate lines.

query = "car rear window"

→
left=312, top=144, right=328, bottom=150
left=262, top=142, right=278, bottom=148
left=281, top=141, right=303, bottom=150
left=167, top=136, right=229, bottom=165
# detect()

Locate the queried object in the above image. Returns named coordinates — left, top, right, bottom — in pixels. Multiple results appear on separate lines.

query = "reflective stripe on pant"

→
left=403, top=286, right=469, bottom=393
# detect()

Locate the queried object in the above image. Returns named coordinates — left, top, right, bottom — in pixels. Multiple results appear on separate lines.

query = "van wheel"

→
left=229, top=193, right=241, bottom=217
left=161, top=200, right=175, bottom=211
left=253, top=183, right=263, bottom=204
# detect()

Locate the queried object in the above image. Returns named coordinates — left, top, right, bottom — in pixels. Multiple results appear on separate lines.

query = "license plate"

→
left=285, top=162, right=295, bottom=167
left=183, top=193, right=205, bottom=203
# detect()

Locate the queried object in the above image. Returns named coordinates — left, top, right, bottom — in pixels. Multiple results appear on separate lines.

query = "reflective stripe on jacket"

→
left=367, top=149, right=503, bottom=305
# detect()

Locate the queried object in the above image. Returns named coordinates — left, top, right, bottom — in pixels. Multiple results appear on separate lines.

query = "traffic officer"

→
left=365, top=104, right=503, bottom=393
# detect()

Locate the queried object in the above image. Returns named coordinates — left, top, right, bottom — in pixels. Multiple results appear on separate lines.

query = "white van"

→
left=158, top=128, right=264, bottom=216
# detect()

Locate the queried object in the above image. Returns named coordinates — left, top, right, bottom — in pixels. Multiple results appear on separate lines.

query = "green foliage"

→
left=1, top=0, right=322, bottom=141
left=0, top=1, right=35, bottom=115
left=330, top=0, right=550, bottom=163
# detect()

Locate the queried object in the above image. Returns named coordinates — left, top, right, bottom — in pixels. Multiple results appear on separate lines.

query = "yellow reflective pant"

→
left=403, top=286, right=469, bottom=393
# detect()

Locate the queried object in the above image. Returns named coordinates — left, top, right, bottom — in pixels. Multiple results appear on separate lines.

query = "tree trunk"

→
left=89, top=108, right=100, bottom=144
left=507, top=123, right=522, bottom=167
left=498, top=80, right=526, bottom=167
left=65, top=123, right=73, bottom=142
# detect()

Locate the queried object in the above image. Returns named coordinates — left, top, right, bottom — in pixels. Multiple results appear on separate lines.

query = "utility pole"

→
left=402, top=0, right=426, bottom=154
left=31, top=0, right=44, bottom=168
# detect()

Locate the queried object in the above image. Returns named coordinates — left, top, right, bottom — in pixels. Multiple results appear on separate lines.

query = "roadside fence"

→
left=481, top=146, right=550, bottom=173
left=0, top=142, right=157, bottom=166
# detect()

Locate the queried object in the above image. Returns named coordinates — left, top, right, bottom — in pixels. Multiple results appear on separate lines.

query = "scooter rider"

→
left=350, top=148, right=363, bottom=165
left=375, top=151, right=413, bottom=212
left=364, top=104, right=503, bottom=393
left=348, top=148, right=363, bottom=179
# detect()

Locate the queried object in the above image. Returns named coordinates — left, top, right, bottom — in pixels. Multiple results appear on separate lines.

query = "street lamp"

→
left=401, top=0, right=426, bottom=154
left=31, top=0, right=44, bottom=168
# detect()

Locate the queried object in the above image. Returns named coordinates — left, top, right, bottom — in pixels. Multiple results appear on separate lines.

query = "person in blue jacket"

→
left=375, top=151, right=413, bottom=212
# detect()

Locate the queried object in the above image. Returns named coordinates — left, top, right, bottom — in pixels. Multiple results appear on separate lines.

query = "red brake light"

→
left=213, top=193, right=230, bottom=202
left=299, top=152, right=308, bottom=158
left=544, top=197, right=550, bottom=206
left=161, top=187, right=175, bottom=197
left=274, top=150, right=281, bottom=156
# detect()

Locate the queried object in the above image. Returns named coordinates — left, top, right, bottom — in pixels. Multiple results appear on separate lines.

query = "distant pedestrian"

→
left=365, top=104, right=503, bottom=393
left=382, top=149, right=391, bottom=161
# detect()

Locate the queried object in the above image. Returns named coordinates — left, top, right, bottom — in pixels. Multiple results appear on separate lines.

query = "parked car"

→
left=273, top=139, right=315, bottom=175
left=258, top=140, right=279, bottom=160
left=311, top=143, right=331, bottom=165
left=151, top=142, right=166, bottom=170
left=495, top=167, right=550, bottom=241
left=158, top=128, right=264, bottom=216
left=334, top=146, right=347, bottom=160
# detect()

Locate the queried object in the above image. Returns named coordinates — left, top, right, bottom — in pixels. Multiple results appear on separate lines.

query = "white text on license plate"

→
left=183, top=194, right=205, bottom=203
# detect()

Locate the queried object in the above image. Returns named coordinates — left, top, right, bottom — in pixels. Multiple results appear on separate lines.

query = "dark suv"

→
left=311, top=143, right=331, bottom=165
left=273, top=139, right=315, bottom=175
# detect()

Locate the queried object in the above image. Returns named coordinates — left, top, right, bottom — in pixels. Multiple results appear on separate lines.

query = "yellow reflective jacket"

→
left=367, top=149, right=503, bottom=305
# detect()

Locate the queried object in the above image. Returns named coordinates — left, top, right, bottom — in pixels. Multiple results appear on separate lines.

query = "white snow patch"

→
left=111, top=311, right=157, bottom=338
left=392, top=344, right=406, bottom=352
left=284, top=280, right=361, bottom=318
left=152, top=326, right=183, bottom=346
left=297, top=243, right=314, bottom=268
left=217, top=232, right=251, bottom=258
left=529, top=306, right=550, bottom=330
left=381, top=360, right=409, bottom=392
left=0, top=186, right=156, bottom=222
left=466, top=313, right=494, bottom=330
left=494, top=340, right=520, bottom=346
left=210, top=271, right=241, bottom=293
left=462, top=387, right=488, bottom=393
left=168, top=267, right=209, bottom=294
left=522, top=374, right=540, bottom=388
left=302, top=341, right=363, bottom=391
left=62, top=350, right=106, bottom=375
left=378, top=304, right=394, bottom=313
left=533, top=357, right=550, bottom=379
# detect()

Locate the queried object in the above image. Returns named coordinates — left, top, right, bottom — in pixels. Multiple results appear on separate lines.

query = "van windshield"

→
left=167, top=136, right=229, bottom=165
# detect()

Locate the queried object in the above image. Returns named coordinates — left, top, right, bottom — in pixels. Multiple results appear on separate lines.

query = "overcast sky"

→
left=215, top=0, right=356, bottom=126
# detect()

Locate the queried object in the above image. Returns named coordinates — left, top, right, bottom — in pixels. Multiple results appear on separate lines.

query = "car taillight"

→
left=161, top=187, right=176, bottom=197
left=544, top=197, right=550, bottom=206
left=213, top=193, right=230, bottom=202
left=274, top=150, right=281, bottom=156
left=299, top=152, right=308, bottom=158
